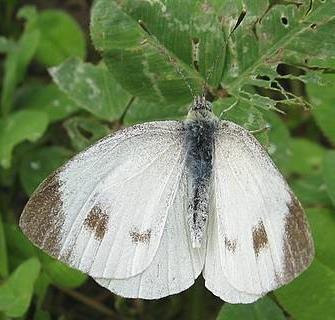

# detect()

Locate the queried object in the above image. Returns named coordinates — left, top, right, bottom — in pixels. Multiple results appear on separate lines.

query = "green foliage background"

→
left=0, top=0, right=335, bottom=319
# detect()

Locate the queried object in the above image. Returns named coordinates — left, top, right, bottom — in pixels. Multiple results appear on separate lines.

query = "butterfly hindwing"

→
left=204, top=120, right=314, bottom=296
left=204, top=202, right=263, bottom=303
left=20, top=121, right=192, bottom=279
left=94, top=169, right=205, bottom=299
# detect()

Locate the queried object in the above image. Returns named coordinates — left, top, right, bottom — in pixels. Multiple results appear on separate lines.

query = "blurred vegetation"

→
left=0, top=0, right=335, bottom=319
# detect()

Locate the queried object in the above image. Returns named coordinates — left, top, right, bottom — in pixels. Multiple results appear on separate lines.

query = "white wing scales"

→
left=94, top=171, right=205, bottom=299
left=204, top=202, right=262, bottom=303
left=20, top=121, right=191, bottom=279
left=203, top=121, right=314, bottom=298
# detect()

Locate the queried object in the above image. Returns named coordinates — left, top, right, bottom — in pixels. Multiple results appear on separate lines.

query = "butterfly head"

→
left=187, top=95, right=215, bottom=121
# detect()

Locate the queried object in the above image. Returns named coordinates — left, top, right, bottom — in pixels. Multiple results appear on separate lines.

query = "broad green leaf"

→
left=0, top=213, right=8, bottom=278
left=308, top=74, right=335, bottom=145
left=291, top=173, right=332, bottom=208
left=0, top=258, right=41, bottom=318
left=213, top=98, right=266, bottom=129
left=0, top=110, right=48, bottom=168
left=286, top=138, right=325, bottom=176
left=19, top=146, right=72, bottom=195
left=21, top=6, right=86, bottom=66
left=323, top=151, right=335, bottom=206
left=39, top=254, right=87, bottom=289
left=91, top=0, right=334, bottom=112
left=91, top=0, right=202, bottom=105
left=4, top=224, right=86, bottom=288
left=15, top=83, right=79, bottom=122
left=262, top=111, right=291, bottom=174
left=217, top=296, right=285, bottom=320
left=276, top=260, right=335, bottom=320
left=275, top=208, right=335, bottom=320
left=64, top=116, right=110, bottom=152
left=124, top=97, right=186, bottom=125
left=308, top=57, right=335, bottom=69
left=1, top=30, right=40, bottom=115
left=4, top=224, right=36, bottom=262
left=213, top=97, right=269, bottom=145
left=307, top=208, right=335, bottom=270
left=50, top=58, right=130, bottom=120
left=224, top=1, right=335, bottom=109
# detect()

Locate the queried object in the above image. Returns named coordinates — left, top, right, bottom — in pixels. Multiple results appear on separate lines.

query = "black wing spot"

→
left=84, top=205, right=109, bottom=240
left=130, top=228, right=151, bottom=245
left=252, top=220, right=268, bottom=256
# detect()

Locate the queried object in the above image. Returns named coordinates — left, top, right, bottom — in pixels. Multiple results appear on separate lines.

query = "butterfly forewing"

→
left=20, top=121, right=194, bottom=279
left=203, top=120, right=314, bottom=296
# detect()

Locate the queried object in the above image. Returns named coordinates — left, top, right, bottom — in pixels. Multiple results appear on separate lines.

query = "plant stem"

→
left=119, top=96, right=136, bottom=124
left=58, top=287, right=121, bottom=319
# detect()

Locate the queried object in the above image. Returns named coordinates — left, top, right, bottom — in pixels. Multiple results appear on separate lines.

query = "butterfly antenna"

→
left=138, top=19, right=196, bottom=99
left=202, top=9, right=247, bottom=95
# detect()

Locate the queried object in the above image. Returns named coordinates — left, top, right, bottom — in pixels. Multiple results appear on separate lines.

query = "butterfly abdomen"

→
left=184, top=118, right=217, bottom=248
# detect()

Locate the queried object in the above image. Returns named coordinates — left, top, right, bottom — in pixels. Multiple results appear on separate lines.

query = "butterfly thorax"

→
left=187, top=95, right=218, bottom=121
left=184, top=96, right=218, bottom=248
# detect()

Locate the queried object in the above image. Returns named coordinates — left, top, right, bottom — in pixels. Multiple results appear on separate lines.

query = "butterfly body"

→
left=184, top=97, right=217, bottom=248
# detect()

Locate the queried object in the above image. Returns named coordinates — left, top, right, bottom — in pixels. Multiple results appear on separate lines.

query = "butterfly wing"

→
left=204, top=204, right=262, bottom=303
left=94, top=169, right=205, bottom=299
left=204, top=120, right=314, bottom=298
left=20, top=121, right=190, bottom=279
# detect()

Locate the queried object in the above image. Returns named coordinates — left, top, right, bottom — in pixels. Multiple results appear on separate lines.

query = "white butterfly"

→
left=20, top=95, right=314, bottom=303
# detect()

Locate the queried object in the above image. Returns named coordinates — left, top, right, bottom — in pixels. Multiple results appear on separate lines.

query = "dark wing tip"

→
left=280, top=193, right=315, bottom=284
left=19, top=171, right=65, bottom=258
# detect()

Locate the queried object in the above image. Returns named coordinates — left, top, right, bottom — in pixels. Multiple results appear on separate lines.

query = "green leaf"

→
left=22, top=6, right=86, bottom=66
left=15, top=83, right=79, bottom=122
left=276, top=260, right=335, bottom=320
left=124, top=97, right=186, bottom=125
left=213, top=98, right=266, bottom=129
left=4, top=223, right=86, bottom=289
left=286, top=138, right=325, bottom=176
left=224, top=1, right=335, bottom=109
left=216, top=296, right=285, bottom=320
left=308, top=74, right=335, bottom=145
left=17, top=5, right=38, bottom=22
left=0, top=213, right=8, bottom=278
left=213, top=97, right=269, bottom=145
left=39, top=254, right=87, bottom=289
left=4, top=224, right=36, bottom=262
left=275, top=208, right=335, bottom=320
left=64, top=116, right=110, bottom=152
left=307, top=208, right=335, bottom=270
left=1, top=30, right=40, bottom=115
left=291, top=173, right=332, bottom=208
left=91, top=0, right=202, bottom=105
left=323, top=151, right=335, bottom=206
left=19, top=146, right=72, bottom=195
left=50, top=58, right=130, bottom=120
left=0, top=258, right=41, bottom=318
left=91, top=0, right=334, bottom=111
left=262, top=111, right=291, bottom=174
left=0, top=110, right=48, bottom=168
